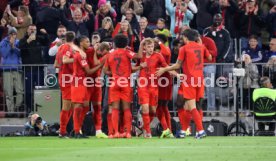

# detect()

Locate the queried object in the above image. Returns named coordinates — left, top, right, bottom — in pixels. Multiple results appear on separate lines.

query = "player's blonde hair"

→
left=143, top=38, right=154, bottom=45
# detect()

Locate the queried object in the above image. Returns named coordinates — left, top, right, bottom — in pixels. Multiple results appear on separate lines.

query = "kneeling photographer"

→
left=24, top=114, right=49, bottom=136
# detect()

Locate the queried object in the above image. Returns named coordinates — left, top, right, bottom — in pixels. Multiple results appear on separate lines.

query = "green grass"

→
left=0, top=137, right=276, bottom=161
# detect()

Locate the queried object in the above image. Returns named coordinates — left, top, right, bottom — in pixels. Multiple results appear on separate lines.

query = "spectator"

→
left=267, top=5, right=276, bottom=38
left=112, top=20, right=136, bottom=51
left=194, top=0, right=213, bottom=33
left=36, top=0, right=66, bottom=41
left=240, top=54, right=260, bottom=112
left=0, top=27, right=23, bottom=112
left=263, top=37, right=276, bottom=62
left=241, top=35, right=263, bottom=63
left=263, top=56, right=276, bottom=88
left=203, top=14, right=232, bottom=63
left=142, top=0, right=166, bottom=29
left=201, top=35, right=218, bottom=116
left=256, top=76, right=276, bottom=132
left=19, top=24, right=49, bottom=112
left=53, top=0, right=71, bottom=20
left=138, top=17, right=155, bottom=41
left=48, top=25, right=67, bottom=57
left=239, top=0, right=265, bottom=50
left=94, top=0, right=117, bottom=31
left=165, top=0, right=194, bottom=39
left=91, top=32, right=101, bottom=46
left=98, top=16, right=114, bottom=42
left=121, top=0, right=143, bottom=16
left=153, top=18, right=171, bottom=46
left=121, top=8, right=140, bottom=34
left=207, top=0, right=240, bottom=38
left=19, top=24, right=49, bottom=64
left=62, top=7, right=94, bottom=38
left=5, top=5, right=33, bottom=40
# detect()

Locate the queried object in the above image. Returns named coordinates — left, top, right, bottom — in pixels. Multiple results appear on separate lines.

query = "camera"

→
left=35, top=117, right=42, bottom=124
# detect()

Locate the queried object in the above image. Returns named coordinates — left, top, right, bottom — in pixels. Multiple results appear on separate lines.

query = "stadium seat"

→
left=252, top=88, right=276, bottom=136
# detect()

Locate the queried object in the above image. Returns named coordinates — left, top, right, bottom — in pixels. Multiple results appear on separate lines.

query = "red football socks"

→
left=157, top=106, right=168, bottom=130
left=112, top=108, right=119, bottom=134
left=60, top=110, right=69, bottom=135
left=142, top=113, right=151, bottom=133
left=191, top=108, right=203, bottom=132
left=123, top=108, right=132, bottom=134
left=93, top=104, right=102, bottom=131
left=79, top=106, right=89, bottom=129
left=163, top=106, right=171, bottom=130
left=198, top=109, right=203, bottom=120
left=107, top=113, right=113, bottom=135
left=73, top=107, right=82, bottom=134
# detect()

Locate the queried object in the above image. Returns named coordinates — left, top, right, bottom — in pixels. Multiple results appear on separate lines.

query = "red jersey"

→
left=159, top=43, right=172, bottom=80
left=56, top=44, right=74, bottom=74
left=72, top=51, right=89, bottom=85
left=104, top=48, right=136, bottom=79
left=201, top=36, right=217, bottom=63
left=138, top=52, right=168, bottom=86
left=178, top=42, right=211, bottom=84
left=86, top=47, right=107, bottom=78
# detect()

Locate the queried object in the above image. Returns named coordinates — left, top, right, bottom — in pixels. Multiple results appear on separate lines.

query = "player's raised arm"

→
left=62, top=53, right=74, bottom=64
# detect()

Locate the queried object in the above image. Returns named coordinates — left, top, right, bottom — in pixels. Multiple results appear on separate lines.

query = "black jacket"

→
left=203, top=27, right=232, bottom=63
left=36, top=6, right=64, bottom=41
left=19, top=33, right=49, bottom=64
left=239, top=10, right=265, bottom=37
left=142, top=0, right=166, bottom=24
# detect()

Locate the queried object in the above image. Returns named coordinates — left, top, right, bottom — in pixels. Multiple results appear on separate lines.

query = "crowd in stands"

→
left=0, top=0, right=275, bottom=114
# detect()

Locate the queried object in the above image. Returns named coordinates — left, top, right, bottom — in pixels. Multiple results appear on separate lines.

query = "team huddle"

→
left=54, top=28, right=212, bottom=139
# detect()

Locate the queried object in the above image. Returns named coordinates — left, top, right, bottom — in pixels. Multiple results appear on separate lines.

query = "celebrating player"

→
left=103, top=34, right=142, bottom=138
left=156, top=29, right=212, bottom=139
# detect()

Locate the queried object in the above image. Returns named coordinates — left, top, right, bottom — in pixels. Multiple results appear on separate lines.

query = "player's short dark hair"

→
left=156, top=34, right=168, bottom=43
left=114, top=34, right=128, bottom=48
left=65, top=31, right=75, bottom=42
left=74, top=35, right=88, bottom=46
left=182, top=29, right=199, bottom=42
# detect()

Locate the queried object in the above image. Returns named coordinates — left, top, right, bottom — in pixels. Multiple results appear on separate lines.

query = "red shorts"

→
left=109, top=83, right=133, bottom=103
left=138, top=87, right=158, bottom=106
left=60, top=85, right=71, bottom=100
left=182, top=83, right=204, bottom=101
left=87, top=86, right=102, bottom=102
left=158, top=84, right=173, bottom=100
left=178, top=83, right=183, bottom=95
left=71, top=84, right=89, bottom=103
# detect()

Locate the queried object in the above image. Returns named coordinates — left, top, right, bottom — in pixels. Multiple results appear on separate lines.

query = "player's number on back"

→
left=114, top=57, right=124, bottom=76
left=194, top=50, right=202, bottom=70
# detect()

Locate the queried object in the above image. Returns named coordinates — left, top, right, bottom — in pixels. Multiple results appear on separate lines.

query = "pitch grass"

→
left=0, top=137, right=276, bottom=161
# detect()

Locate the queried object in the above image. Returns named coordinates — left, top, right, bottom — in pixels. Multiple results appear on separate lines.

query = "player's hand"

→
left=94, top=43, right=100, bottom=51
left=40, top=28, right=47, bottom=34
left=155, top=67, right=165, bottom=77
left=140, top=62, right=147, bottom=68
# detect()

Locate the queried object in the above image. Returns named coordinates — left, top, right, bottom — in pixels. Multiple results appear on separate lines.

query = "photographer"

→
left=24, top=114, right=48, bottom=136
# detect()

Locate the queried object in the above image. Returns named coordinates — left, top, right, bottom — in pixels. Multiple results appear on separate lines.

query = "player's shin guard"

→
left=112, top=108, right=119, bottom=134
left=123, top=108, right=132, bottom=134
left=163, top=106, right=172, bottom=130
left=142, top=113, right=151, bottom=133
left=93, top=105, right=102, bottom=131
left=107, top=113, right=113, bottom=135
left=191, top=108, right=203, bottom=132
left=60, top=110, right=69, bottom=135
left=73, top=108, right=82, bottom=134
left=156, top=107, right=168, bottom=130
